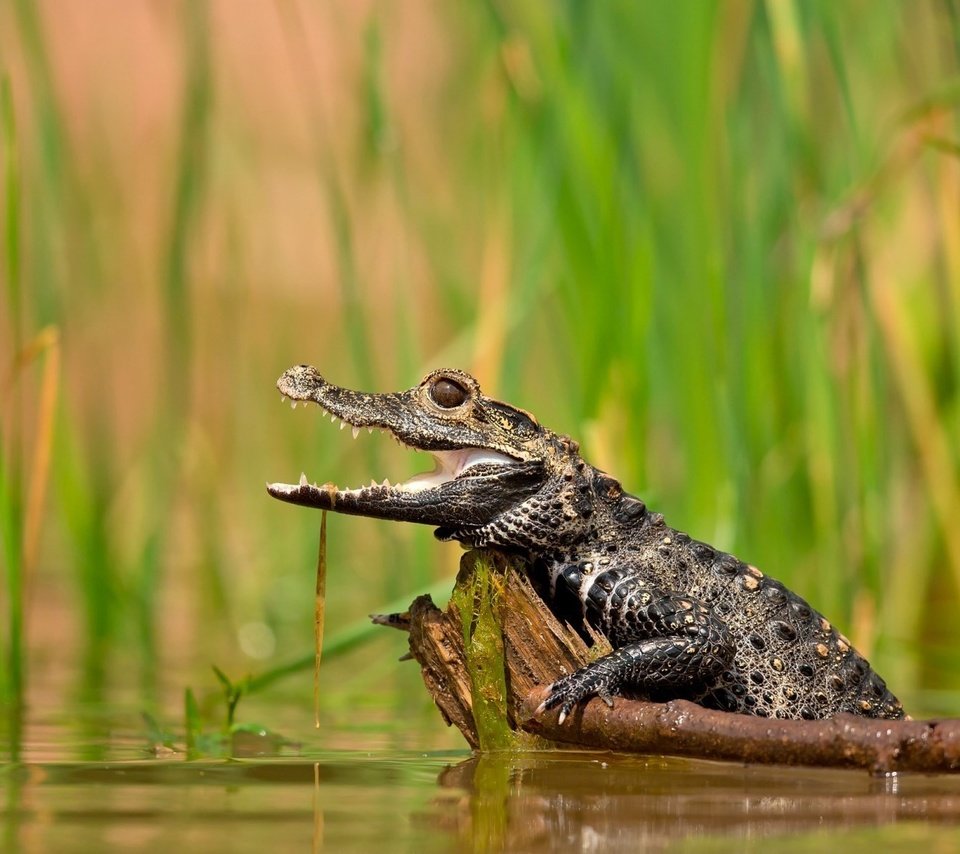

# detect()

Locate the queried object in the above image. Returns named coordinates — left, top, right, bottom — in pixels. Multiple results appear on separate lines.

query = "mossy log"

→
left=399, top=549, right=960, bottom=773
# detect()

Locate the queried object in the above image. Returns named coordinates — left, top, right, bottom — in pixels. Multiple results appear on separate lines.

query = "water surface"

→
left=6, top=715, right=960, bottom=852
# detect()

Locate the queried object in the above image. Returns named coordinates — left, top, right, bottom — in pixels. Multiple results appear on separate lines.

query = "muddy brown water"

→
left=6, top=716, right=960, bottom=852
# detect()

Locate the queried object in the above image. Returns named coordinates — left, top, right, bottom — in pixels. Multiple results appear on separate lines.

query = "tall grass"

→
left=0, top=72, right=59, bottom=760
left=1, top=73, right=24, bottom=758
left=482, top=1, right=960, bottom=704
left=134, top=0, right=213, bottom=702
left=0, top=0, right=958, bottom=747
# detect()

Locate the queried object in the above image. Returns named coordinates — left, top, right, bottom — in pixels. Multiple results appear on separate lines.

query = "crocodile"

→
left=267, top=365, right=905, bottom=722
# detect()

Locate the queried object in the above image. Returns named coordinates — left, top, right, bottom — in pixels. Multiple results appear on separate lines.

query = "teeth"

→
left=279, top=403, right=408, bottom=499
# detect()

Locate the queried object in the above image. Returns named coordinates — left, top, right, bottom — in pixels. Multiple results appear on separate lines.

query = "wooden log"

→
left=399, top=549, right=960, bottom=773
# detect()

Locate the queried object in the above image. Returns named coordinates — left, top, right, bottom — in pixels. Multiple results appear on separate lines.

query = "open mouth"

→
left=266, top=393, right=519, bottom=506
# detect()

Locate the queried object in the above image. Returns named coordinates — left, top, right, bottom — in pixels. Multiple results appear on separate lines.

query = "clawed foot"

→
left=536, top=670, right=615, bottom=724
left=537, top=639, right=711, bottom=724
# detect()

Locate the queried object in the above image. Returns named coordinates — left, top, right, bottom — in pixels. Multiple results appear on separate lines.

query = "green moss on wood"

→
left=452, top=550, right=538, bottom=751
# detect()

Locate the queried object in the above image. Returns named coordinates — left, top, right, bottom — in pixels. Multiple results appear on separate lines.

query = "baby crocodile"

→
left=268, top=366, right=904, bottom=722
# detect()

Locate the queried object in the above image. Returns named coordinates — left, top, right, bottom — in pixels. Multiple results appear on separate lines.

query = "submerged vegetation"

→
left=1, top=1, right=959, bottom=755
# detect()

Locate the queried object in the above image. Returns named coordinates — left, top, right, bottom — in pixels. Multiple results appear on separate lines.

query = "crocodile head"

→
left=267, top=365, right=598, bottom=548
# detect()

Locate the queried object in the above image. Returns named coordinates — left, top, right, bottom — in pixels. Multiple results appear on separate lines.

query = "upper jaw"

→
left=276, top=365, right=509, bottom=451
left=276, top=365, right=404, bottom=434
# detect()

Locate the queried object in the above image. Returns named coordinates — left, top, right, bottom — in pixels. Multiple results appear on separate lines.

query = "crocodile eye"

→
left=430, top=378, right=469, bottom=408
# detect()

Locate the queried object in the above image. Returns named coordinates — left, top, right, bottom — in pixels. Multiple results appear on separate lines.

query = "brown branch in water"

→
left=397, top=549, right=960, bottom=773
left=523, top=689, right=960, bottom=774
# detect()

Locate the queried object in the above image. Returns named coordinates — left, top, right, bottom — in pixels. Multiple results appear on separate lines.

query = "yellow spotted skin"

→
left=540, top=526, right=903, bottom=721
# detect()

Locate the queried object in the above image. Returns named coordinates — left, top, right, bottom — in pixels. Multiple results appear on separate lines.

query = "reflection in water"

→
left=434, top=751, right=960, bottom=851
left=4, top=750, right=960, bottom=851
left=313, top=761, right=323, bottom=854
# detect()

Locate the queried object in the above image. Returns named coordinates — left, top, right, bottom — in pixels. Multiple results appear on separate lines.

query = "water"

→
left=7, top=721, right=960, bottom=852
left=5, top=627, right=960, bottom=852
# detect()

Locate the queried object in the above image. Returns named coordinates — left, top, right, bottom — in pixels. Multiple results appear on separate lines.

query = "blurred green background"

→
left=2, top=0, right=959, bottom=755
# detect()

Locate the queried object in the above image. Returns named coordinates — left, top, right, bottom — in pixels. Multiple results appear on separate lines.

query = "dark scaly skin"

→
left=268, top=366, right=905, bottom=722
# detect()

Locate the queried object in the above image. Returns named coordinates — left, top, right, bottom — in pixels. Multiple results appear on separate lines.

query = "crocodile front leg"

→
left=540, top=565, right=734, bottom=722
